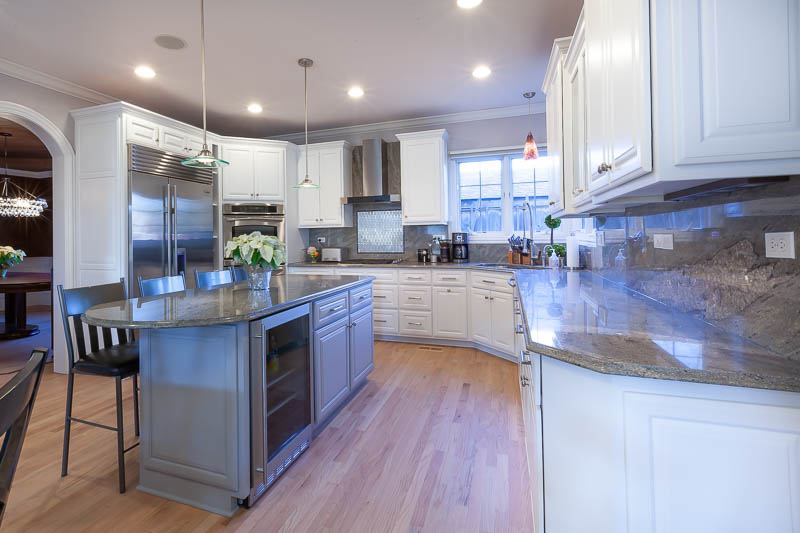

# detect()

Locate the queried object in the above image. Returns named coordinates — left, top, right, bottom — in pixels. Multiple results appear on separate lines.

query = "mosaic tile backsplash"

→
left=357, top=210, right=403, bottom=253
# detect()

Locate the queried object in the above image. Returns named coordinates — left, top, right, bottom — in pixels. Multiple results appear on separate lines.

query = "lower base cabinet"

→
left=349, top=305, right=374, bottom=385
left=432, top=286, right=468, bottom=339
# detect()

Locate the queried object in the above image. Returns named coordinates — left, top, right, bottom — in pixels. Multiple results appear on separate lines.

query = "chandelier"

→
left=0, top=132, right=48, bottom=217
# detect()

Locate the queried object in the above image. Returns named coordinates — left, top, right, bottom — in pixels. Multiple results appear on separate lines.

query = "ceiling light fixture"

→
left=0, top=133, right=47, bottom=217
left=247, top=103, right=263, bottom=114
left=294, top=58, right=320, bottom=189
left=472, top=65, right=491, bottom=79
left=347, top=86, right=364, bottom=98
left=154, top=34, right=187, bottom=50
left=134, top=65, right=156, bottom=79
left=457, top=0, right=483, bottom=8
left=522, top=91, right=539, bottom=160
left=182, top=0, right=229, bottom=169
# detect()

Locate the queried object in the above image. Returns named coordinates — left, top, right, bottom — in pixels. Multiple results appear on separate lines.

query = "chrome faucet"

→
left=523, top=201, right=536, bottom=256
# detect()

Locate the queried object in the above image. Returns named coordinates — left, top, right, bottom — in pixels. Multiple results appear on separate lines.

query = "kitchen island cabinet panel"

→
left=314, top=317, right=352, bottom=423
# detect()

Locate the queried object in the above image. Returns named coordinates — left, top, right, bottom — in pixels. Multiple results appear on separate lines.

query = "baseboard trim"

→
left=374, top=335, right=518, bottom=363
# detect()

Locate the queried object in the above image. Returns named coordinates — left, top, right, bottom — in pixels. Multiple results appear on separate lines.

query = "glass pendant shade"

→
left=523, top=132, right=539, bottom=160
left=182, top=146, right=229, bottom=169
left=294, top=174, right=320, bottom=189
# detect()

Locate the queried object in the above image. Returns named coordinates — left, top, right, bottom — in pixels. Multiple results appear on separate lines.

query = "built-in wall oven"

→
left=222, top=203, right=285, bottom=272
left=247, top=304, right=312, bottom=506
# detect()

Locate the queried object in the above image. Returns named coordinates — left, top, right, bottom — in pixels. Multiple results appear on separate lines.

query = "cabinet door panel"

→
left=490, top=291, right=515, bottom=354
left=585, top=0, right=610, bottom=193
left=221, top=145, right=255, bottom=201
left=567, top=46, right=590, bottom=204
left=433, top=286, right=468, bottom=339
left=314, top=318, right=350, bottom=423
left=297, top=150, right=321, bottom=226
left=547, top=65, right=565, bottom=213
left=318, top=149, right=343, bottom=225
left=254, top=147, right=284, bottom=201
left=401, top=139, right=442, bottom=224
left=470, top=288, right=492, bottom=345
left=160, top=126, right=188, bottom=154
left=349, top=306, right=374, bottom=386
left=126, top=116, right=160, bottom=148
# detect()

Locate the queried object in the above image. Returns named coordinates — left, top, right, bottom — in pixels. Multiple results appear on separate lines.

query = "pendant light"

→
left=0, top=133, right=48, bottom=217
left=293, top=58, right=320, bottom=189
left=522, top=91, right=539, bottom=161
left=182, top=0, right=229, bottom=169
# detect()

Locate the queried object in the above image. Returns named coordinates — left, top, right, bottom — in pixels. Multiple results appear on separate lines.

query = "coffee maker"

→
left=452, top=232, right=469, bottom=263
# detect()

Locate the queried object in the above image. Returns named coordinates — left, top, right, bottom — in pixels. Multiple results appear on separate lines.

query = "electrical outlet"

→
left=765, top=232, right=795, bottom=259
left=316, top=237, right=326, bottom=245
left=653, top=233, right=674, bottom=250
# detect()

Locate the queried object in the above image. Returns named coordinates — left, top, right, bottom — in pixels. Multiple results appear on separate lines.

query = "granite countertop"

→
left=515, top=269, right=800, bottom=393
left=82, top=275, right=374, bottom=329
left=287, top=260, right=528, bottom=271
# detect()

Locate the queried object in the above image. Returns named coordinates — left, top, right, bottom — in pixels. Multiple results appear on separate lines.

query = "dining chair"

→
left=0, top=348, right=48, bottom=527
left=57, top=278, right=139, bottom=493
left=228, top=265, right=248, bottom=282
left=194, top=269, right=233, bottom=289
left=137, top=273, right=186, bottom=297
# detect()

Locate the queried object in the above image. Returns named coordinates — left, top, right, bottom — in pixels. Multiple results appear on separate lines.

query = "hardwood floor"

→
left=2, top=341, right=533, bottom=533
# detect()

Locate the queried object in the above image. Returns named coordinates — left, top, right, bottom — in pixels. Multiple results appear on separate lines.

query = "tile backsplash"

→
left=357, top=210, right=404, bottom=253
left=582, top=177, right=800, bottom=359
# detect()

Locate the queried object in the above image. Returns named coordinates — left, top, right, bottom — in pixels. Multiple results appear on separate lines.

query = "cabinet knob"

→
left=520, top=376, right=530, bottom=387
left=515, top=324, right=524, bottom=334
left=573, top=188, right=584, bottom=195
left=598, top=162, right=611, bottom=174
left=549, top=201, right=556, bottom=206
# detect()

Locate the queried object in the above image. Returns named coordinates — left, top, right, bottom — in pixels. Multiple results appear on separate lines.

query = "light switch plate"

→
left=654, top=233, right=674, bottom=250
left=596, top=231, right=606, bottom=247
left=765, top=232, right=796, bottom=259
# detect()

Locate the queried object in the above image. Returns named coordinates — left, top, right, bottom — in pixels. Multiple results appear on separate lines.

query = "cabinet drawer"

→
left=313, top=291, right=349, bottom=329
left=398, top=285, right=432, bottom=310
left=471, top=271, right=515, bottom=293
left=398, top=269, right=431, bottom=285
left=398, top=311, right=432, bottom=337
left=432, top=270, right=467, bottom=286
left=349, top=284, right=373, bottom=311
left=335, top=268, right=397, bottom=284
left=373, top=309, right=398, bottom=334
left=372, top=285, right=397, bottom=309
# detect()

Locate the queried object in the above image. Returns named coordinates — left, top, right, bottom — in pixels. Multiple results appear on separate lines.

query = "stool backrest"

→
left=0, top=348, right=48, bottom=527
left=229, top=266, right=248, bottom=282
left=194, top=269, right=232, bottom=289
left=138, top=273, right=186, bottom=297
left=57, top=279, right=132, bottom=369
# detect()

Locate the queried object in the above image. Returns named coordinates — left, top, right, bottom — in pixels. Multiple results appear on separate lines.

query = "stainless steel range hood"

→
left=345, top=138, right=400, bottom=204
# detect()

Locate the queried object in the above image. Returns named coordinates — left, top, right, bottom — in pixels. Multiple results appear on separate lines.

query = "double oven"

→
left=222, top=203, right=286, bottom=272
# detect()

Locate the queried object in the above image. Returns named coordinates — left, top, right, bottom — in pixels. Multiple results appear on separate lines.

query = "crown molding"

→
left=270, top=102, right=546, bottom=144
left=0, top=57, right=115, bottom=105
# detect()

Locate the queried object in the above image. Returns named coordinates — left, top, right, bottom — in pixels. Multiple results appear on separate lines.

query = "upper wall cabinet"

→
left=125, top=115, right=205, bottom=156
left=220, top=140, right=293, bottom=202
left=296, top=141, right=353, bottom=228
left=546, top=0, right=800, bottom=213
left=396, top=130, right=449, bottom=225
left=542, top=37, right=572, bottom=217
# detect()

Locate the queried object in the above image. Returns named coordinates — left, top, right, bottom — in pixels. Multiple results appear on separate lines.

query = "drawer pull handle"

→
left=446, top=288, right=452, bottom=293
left=408, top=296, right=423, bottom=300
left=374, top=295, right=386, bottom=298
left=482, top=280, right=496, bottom=284
left=407, top=276, right=424, bottom=280
left=408, top=321, right=423, bottom=326
left=359, top=295, right=367, bottom=300
left=508, top=278, right=516, bottom=287
left=484, top=295, right=489, bottom=300
left=375, top=319, right=388, bottom=323
left=520, top=350, right=532, bottom=365
left=441, top=277, right=457, bottom=280
left=515, top=324, right=524, bottom=334
left=329, top=305, right=345, bottom=313
left=520, top=376, right=530, bottom=387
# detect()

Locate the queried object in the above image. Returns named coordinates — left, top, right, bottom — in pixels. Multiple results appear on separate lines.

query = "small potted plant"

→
left=0, top=246, right=25, bottom=278
left=224, top=232, right=286, bottom=290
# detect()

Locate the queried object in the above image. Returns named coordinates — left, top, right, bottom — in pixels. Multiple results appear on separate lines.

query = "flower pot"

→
left=244, top=264, right=273, bottom=290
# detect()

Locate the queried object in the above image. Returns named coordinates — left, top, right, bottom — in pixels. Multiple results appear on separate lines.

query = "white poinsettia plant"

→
left=224, top=232, right=286, bottom=270
left=0, top=246, right=25, bottom=267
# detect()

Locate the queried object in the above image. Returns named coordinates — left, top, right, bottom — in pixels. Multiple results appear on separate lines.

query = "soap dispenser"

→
left=614, top=248, right=626, bottom=270
left=548, top=247, right=560, bottom=269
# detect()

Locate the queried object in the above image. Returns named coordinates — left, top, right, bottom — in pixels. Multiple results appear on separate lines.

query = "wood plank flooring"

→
left=2, top=341, right=533, bottom=533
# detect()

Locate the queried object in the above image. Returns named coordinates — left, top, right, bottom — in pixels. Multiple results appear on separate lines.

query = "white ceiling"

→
left=0, top=0, right=582, bottom=138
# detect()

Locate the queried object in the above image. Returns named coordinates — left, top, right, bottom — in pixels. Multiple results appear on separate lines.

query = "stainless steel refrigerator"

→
left=128, top=144, right=218, bottom=297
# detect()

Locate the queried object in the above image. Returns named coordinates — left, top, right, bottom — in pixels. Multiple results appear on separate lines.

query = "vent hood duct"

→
left=346, top=138, right=400, bottom=204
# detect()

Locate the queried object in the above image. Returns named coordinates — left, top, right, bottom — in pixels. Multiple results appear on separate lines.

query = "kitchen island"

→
left=83, top=274, right=375, bottom=516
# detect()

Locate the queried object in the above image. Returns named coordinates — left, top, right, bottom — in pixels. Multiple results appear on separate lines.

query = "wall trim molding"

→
left=271, top=102, right=546, bottom=144
left=0, top=57, right=115, bottom=105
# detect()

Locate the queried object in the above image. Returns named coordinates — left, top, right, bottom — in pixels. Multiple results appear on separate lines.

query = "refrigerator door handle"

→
left=163, top=184, right=171, bottom=276
left=171, top=184, right=179, bottom=276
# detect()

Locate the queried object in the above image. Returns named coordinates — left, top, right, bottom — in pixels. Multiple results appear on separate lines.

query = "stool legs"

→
left=132, top=374, right=140, bottom=437
left=115, top=376, right=126, bottom=493
left=61, top=372, right=74, bottom=477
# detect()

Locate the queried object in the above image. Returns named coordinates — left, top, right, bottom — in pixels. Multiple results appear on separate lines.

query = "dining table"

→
left=0, top=271, right=51, bottom=339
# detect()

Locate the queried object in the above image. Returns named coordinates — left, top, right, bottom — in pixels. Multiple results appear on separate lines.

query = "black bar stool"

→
left=228, top=265, right=247, bottom=282
left=0, top=348, right=48, bottom=528
left=194, top=268, right=233, bottom=289
left=57, top=278, right=139, bottom=493
left=137, top=273, right=186, bottom=297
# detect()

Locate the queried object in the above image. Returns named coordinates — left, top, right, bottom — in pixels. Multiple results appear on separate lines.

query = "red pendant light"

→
left=522, top=92, right=538, bottom=160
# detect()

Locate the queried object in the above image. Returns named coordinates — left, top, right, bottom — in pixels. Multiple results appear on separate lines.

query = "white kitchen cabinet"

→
left=396, top=130, right=448, bottom=225
left=296, top=141, right=353, bottom=228
left=543, top=37, right=572, bottom=216
left=432, top=286, right=468, bottom=340
left=469, top=288, right=492, bottom=346
left=221, top=140, right=291, bottom=202
left=562, top=16, right=592, bottom=211
left=469, top=272, right=516, bottom=356
left=489, top=291, right=515, bottom=353
left=519, top=351, right=544, bottom=533
left=126, top=115, right=160, bottom=148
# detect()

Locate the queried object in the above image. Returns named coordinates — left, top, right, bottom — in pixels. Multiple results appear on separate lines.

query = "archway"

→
left=0, top=101, right=75, bottom=374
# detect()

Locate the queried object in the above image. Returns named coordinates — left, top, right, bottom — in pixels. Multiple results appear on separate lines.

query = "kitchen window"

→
left=451, top=150, right=582, bottom=242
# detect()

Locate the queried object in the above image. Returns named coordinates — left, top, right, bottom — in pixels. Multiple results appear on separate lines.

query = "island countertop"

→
left=82, top=275, right=374, bottom=329
left=515, top=269, right=800, bottom=393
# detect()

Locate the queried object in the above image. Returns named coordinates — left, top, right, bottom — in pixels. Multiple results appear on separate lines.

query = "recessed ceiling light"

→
left=457, top=0, right=483, bottom=8
left=472, top=65, right=491, bottom=79
left=247, top=103, right=263, bottom=114
left=347, top=86, right=365, bottom=98
left=154, top=34, right=187, bottom=50
left=134, top=65, right=156, bottom=79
